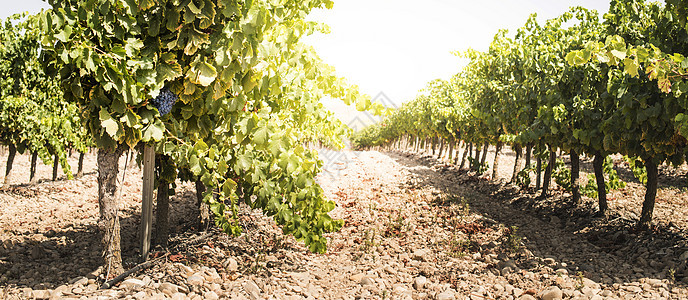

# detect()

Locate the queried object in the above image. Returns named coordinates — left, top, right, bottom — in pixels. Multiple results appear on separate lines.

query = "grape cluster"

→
left=151, top=87, right=178, bottom=116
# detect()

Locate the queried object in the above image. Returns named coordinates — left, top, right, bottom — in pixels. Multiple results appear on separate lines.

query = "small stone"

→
left=350, top=273, right=365, bottom=282
left=179, top=264, right=194, bottom=277
left=413, top=249, right=430, bottom=261
left=70, top=276, right=89, bottom=286
left=555, top=268, right=568, bottom=275
left=624, top=285, right=642, bottom=293
left=540, top=286, right=563, bottom=300
left=32, top=290, right=50, bottom=299
left=501, top=259, right=517, bottom=269
left=582, top=278, right=600, bottom=289
left=203, top=291, right=219, bottom=300
left=413, top=276, right=428, bottom=289
left=384, top=265, right=396, bottom=274
left=436, top=290, right=455, bottom=300
left=187, top=274, right=205, bottom=286
left=72, top=287, right=83, bottom=294
left=513, top=288, right=524, bottom=297
left=171, top=292, right=188, bottom=300
left=646, top=278, right=664, bottom=288
left=393, top=285, right=408, bottom=295
left=543, top=258, right=556, bottom=265
left=361, top=277, right=375, bottom=286
left=518, top=295, right=536, bottom=300
left=133, top=291, right=148, bottom=300
left=679, top=250, right=688, bottom=262
left=121, top=278, right=146, bottom=290
left=225, top=258, right=239, bottom=272
left=55, top=285, right=71, bottom=295
left=84, top=283, right=98, bottom=293
left=20, top=288, right=32, bottom=299
left=150, top=292, right=168, bottom=300
left=159, top=282, right=180, bottom=296
left=244, top=280, right=261, bottom=299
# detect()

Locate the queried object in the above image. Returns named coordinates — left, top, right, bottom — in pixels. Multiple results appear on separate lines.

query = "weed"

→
left=247, top=251, right=267, bottom=274
left=458, top=197, right=469, bottom=216
left=467, top=157, right=489, bottom=174
left=516, top=164, right=535, bottom=188
left=368, top=202, right=378, bottom=216
left=575, top=271, right=585, bottom=291
left=504, top=226, right=522, bottom=252
left=668, top=268, right=676, bottom=282
left=384, top=212, right=407, bottom=237
left=360, top=229, right=377, bottom=252
left=624, top=156, right=648, bottom=184
left=553, top=159, right=572, bottom=192
left=445, top=234, right=470, bottom=258
left=581, top=156, right=626, bottom=198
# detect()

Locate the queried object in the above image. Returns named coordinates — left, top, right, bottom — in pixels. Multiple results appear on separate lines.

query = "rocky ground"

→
left=0, top=146, right=686, bottom=299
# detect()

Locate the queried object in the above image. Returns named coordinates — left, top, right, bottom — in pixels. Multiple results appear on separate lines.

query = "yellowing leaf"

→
left=187, top=61, right=217, bottom=86
left=658, top=78, right=672, bottom=93
left=610, top=49, right=626, bottom=60
left=623, top=58, right=639, bottom=77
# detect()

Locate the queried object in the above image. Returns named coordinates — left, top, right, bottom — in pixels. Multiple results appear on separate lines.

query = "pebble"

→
left=413, top=249, right=431, bottom=261
left=436, top=290, right=455, bottom=300
left=32, top=290, right=50, bottom=299
left=413, top=276, right=427, bottom=289
left=70, top=276, right=89, bottom=286
left=133, top=291, right=148, bottom=300
left=178, top=264, right=194, bottom=277
left=350, top=273, right=365, bottom=282
left=159, top=282, right=180, bottom=296
left=679, top=250, right=688, bottom=262
left=244, top=280, right=261, bottom=299
left=121, top=278, right=146, bottom=290
left=540, top=286, right=563, bottom=300
left=225, top=258, right=239, bottom=273
left=204, top=291, right=219, bottom=300
left=187, top=274, right=205, bottom=286
left=360, top=276, right=375, bottom=286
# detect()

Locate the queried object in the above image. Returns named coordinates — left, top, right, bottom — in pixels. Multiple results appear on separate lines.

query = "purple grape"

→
left=151, top=87, right=178, bottom=116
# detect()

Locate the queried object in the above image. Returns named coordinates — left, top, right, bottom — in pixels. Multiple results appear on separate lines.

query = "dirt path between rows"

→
left=0, top=149, right=686, bottom=299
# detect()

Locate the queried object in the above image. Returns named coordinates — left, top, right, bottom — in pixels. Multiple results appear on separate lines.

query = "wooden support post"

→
left=140, top=145, right=155, bottom=261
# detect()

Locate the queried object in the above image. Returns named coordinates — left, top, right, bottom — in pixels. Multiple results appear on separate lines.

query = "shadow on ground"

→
left=386, top=150, right=688, bottom=289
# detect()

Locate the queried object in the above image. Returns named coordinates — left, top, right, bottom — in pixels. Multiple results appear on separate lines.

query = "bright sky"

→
left=303, top=0, right=611, bottom=124
left=4, top=0, right=612, bottom=127
left=1, top=1, right=50, bottom=20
